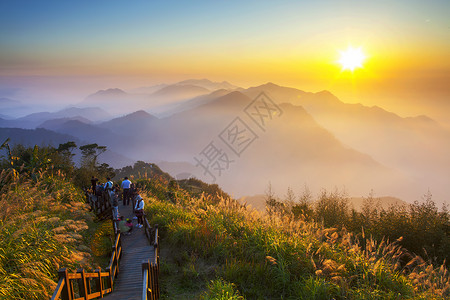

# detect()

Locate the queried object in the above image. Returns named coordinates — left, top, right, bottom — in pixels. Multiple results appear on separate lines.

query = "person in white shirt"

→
left=121, top=177, right=132, bottom=206
left=134, top=191, right=145, bottom=228
left=103, top=177, right=114, bottom=202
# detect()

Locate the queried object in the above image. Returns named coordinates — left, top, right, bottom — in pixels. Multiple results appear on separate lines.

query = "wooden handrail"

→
left=51, top=278, right=65, bottom=300
left=52, top=192, right=160, bottom=299
left=141, top=213, right=160, bottom=300
left=142, top=262, right=149, bottom=300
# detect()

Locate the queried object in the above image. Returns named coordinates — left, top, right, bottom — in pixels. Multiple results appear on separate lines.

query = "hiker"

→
left=91, top=176, right=98, bottom=194
left=130, top=182, right=136, bottom=207
left=134, top=190, right=145, bottom=228
left=118, top=216, right=132, bottom=235
left=104, top=177, right=114, bottom=201
left=111, top=190, right=119, bottom=220
left=121, top=177, right=132, bottom=206
left=125, top=218, right=133, bottom=232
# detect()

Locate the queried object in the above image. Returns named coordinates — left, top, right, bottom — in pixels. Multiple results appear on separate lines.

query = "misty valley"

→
left=1, top=79, right=449, bottom=206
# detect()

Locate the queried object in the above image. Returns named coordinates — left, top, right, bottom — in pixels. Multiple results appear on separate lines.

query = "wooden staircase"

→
left=51, top=193, right=159, bottom=300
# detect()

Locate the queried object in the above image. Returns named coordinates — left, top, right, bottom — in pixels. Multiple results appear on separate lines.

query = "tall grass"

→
left=0, top=169, right=98, bottom=300
left=144, top=191, right=449, bottom=299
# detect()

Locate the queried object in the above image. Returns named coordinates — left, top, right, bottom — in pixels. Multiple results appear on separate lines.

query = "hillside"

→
left=0, top=170, right=101, bottom=299
left=0, top=127, right=81, bottom=147
left=141, top=178, right=449, bottom=299
left=0, top=143, right=448, bottom=299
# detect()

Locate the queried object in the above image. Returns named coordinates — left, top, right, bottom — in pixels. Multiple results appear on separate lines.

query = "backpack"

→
left=105, top=181, right=113, bottom=191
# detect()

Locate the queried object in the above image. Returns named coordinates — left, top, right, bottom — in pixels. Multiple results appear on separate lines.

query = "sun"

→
left=337, top=46, right=366, bottom=71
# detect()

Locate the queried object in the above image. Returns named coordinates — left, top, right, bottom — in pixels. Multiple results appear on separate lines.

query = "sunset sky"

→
left=1, top=1, right=449, bottom=121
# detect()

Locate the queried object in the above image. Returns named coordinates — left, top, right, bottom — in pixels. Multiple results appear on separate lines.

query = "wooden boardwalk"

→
left=103, top=203, right=155, bottom=300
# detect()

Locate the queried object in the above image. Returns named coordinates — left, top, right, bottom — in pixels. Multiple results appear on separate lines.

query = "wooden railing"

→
left=86, top=191, right=112, bottom=220
left=50, top=198, right=122, bottom=300
left=51, top=232, right=122, bottom=300
left=142, top=216, right=160, bottom=300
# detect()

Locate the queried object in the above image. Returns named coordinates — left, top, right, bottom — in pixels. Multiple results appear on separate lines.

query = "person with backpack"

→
left=134, top=190, right=145, bottom=228
left=104, top=177, right=114, bottom=203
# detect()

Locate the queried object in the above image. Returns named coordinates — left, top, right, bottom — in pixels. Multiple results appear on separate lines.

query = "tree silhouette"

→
left=79, top=143, right=106, bottom=170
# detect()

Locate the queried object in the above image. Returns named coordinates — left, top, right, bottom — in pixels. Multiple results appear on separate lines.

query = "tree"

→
left=0, top=138, right=15, bottom=167
left=97, top=163, right=115, bottom=180
left=57, top=141, right=77, bottom=158
left=54, top=141, right=77, bottom=175
left=314, top=188, right=349, bottom=228
left=292, top=186, right=314, bottom=221
left=265, top=182, right=284, bottom=215
left=79, top=143, right=106, bottom=170
left=74, top=144, right=107, bottom=189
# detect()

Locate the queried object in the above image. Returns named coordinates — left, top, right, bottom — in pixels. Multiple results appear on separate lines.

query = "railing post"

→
left=112, top=243, right=119, bottom=275
left=118, top=234, right=122, bottom=260
left=106, top=266, right=113, bottom=292
left=155, top=262, right=160, bottom=300
left=153, top=224, right=159, bottom=247
left=142, top=260, right=150, bottom=300
left=95, top=267, right=104, bottom=298
left=149, top=263, right=155, bottom=300
left=77, top=268, right=88, bottom=300
left=58, top=268, right=72, bottom=300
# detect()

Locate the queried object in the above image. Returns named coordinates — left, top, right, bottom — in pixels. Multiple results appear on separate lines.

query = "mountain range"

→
left=1, top=79, right=449, bottom=203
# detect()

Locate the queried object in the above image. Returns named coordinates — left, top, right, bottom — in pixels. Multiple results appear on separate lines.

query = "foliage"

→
left=201, top=279, right=245, bottom=300
left=142, top=188, right=449, bottom=299
left=0, top=169, right=97, bottom=300
left=114, top=161, right=172, bottom=182
left=79, top=143, right=106, bottom=170
left=268, top=187, right=449, bottom=268
left=177, top=177, right=231, bottom=201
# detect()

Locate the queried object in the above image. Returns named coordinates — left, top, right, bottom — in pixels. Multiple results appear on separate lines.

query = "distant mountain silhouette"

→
left=38, top=116, right=92, bottom=130
left=98, top=110, right=158, bottom=136
left=99, top=90, right=407, bottom=198
left=81, top=89, right=141, bottom=115
left=144, top=84, right=212, bottom=113
left=0, top=127, right=134, bottom=168
left=6, top=80, right=448, bottom=203
left=151, top=84, right=210, bottom=97
left=128, top=84, right=169, bottom=94
left=151, top=89, right=232, bottom=117
left=82, top=83, right=213, bottom=116
left=241, top=83, right=450, bottom=200
left=131, top=79, right=237, bottom=95
left=0, top=127, right=79, bottom=148
left=49, top=120, right=119, bottom=145
left=0, top=97, right=20, bottom=107
left=57, top=107, right=112, bottom=122
left=176, top=79, right=239, bottom=91
left=0, top=107, right=111, bottom=129
left=88, top=88, right=127, bottom=97
left=0, top=97, right=31, bottom=117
